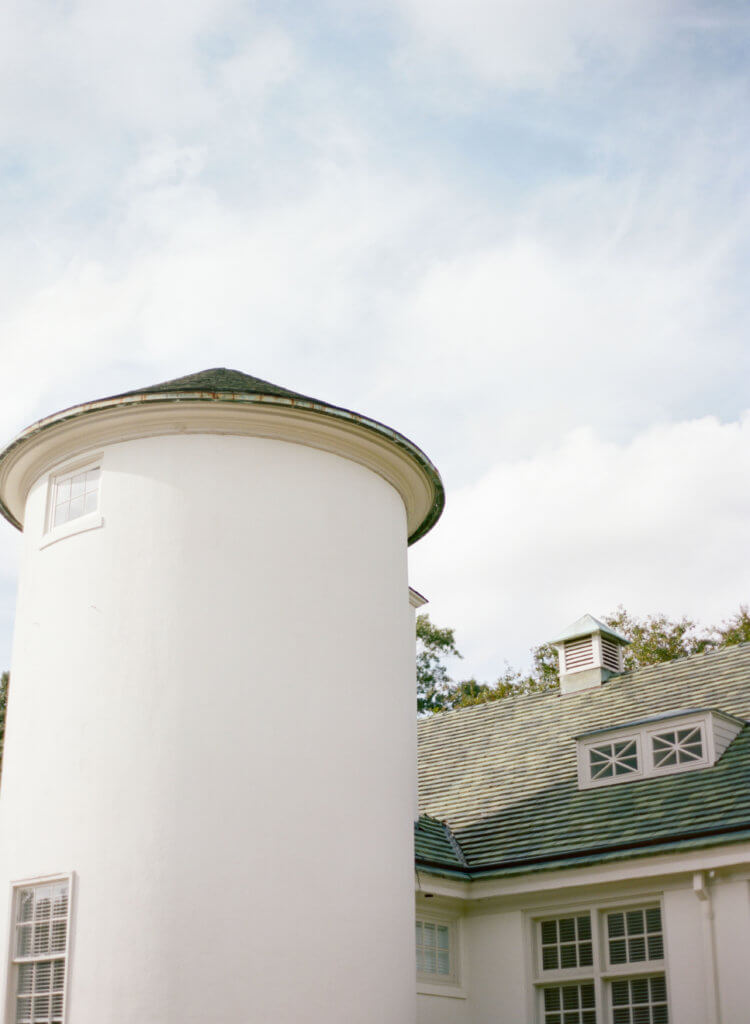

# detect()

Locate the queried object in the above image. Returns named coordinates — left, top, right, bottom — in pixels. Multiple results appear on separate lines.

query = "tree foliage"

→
left=416, top=614, right=462, bottom=714
left=0, top=671, right=8, bottom=774
left=418, top=603, right=750, bottom=714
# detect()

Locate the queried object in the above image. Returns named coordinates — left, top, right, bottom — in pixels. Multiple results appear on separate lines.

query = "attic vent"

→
left=601, top=638, right=622, bottom=673
left=563, top=637, right=594, bottom=672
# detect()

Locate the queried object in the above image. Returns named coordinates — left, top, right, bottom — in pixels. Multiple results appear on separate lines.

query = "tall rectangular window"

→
left=11, top=878, right=71, bottom=1024
left=416, top=919, right=450, bottom=976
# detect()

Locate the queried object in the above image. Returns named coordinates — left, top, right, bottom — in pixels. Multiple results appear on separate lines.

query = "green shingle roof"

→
left=107, top=367, right=313, bottom=402
left=414, top=815, right=468, bottom=873
left=417, top=643, right=750, bottom=879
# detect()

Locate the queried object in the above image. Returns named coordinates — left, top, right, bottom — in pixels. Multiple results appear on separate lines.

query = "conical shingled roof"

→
left=0, top=366, right=445, bottom=544
left=108, top=367, right=313, bottom=403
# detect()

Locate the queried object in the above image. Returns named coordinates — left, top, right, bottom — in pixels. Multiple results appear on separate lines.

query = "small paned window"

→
left=607, top=908, right=664, bottom=965
left=651, top=728, right=703, bottom=769
left=542, top=983, right=596, bottom=1024
left=611, top=975, right=668, bottom=1023
left=416, top=920, right=450, bottom=976
left=541, top=915, right=593, bottom=970
left=51, top=467, right=100, bottom=529
left=588, top=740, right=639, bottom=781
left=11, top=878, right=70, bottom=1024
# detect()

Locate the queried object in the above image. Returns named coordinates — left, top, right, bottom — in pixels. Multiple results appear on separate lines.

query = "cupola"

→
left=551, top=614, right=630, bottom=694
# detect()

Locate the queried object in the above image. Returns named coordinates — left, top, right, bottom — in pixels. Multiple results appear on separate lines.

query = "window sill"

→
left=417, top=982, right=466, bottom=999
left=40, top=513, right=104, bottom=549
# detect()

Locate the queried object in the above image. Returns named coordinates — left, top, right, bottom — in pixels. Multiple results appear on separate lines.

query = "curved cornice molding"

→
left=0, top=392, right=445, bottom=544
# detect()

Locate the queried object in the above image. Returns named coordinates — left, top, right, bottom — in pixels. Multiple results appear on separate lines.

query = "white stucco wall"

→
left=0, top=432, right=417, bottom=1023
left=415, top=854, right=750, bottom=1024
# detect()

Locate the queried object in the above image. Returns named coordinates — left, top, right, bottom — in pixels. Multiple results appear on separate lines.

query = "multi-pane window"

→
left=651, top=728, right=703, bottom=769
left=11, top=878, right=71, bottom=1024
left=611, top=976, right=668, bottom=1023
left=607, top=908, right=664, bottom=964
left=542, top=982, right=596, bottom=1024
left=50, top=466, right=100, bottom=529
left=533, top=903, right=668, bottom=1024
left=588, top=740, right=639, bottom=781
left=541, top=915, right=593, bottom=969
left=416, top=919, right=451, bottom=977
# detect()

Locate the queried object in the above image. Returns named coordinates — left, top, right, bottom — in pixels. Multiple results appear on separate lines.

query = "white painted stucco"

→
left=0, top=430, right=418, bottom=1023
left=416, top=845, right=750, bottom=1024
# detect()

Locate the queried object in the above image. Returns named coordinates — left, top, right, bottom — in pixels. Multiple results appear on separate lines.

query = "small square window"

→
left=540, top=915, right=593, bottom=971
left=50, top=466, right=100, bottom=529
left=607, top=907, right=664, bottom=966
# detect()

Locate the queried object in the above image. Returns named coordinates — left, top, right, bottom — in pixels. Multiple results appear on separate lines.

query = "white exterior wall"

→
left=416, top=852, right=750, bottom=1024
left=0, top=432, right=417, bottom=1023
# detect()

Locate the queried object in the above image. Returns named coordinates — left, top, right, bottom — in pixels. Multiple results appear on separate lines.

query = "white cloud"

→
left=410, top=414, right=750, bottom=679
left=384, top=0, right=677, bottom=88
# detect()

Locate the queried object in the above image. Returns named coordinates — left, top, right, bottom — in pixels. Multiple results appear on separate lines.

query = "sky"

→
left=1, top=0, right=749, bottom=680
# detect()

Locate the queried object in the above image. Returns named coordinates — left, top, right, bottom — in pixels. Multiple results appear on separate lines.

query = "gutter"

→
left=0, top=389, right=445, bottom=543
left=415, top=820, right=750, bottom=881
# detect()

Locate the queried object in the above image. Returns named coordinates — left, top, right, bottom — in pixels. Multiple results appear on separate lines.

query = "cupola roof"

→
left=551, top=613, right=630, bottom=646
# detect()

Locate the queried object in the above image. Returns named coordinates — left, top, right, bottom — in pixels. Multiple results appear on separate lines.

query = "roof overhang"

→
left=0, top=390, right=444, bottom=544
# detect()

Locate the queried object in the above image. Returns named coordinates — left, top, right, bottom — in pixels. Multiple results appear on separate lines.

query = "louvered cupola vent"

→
left=551, top=614, right=630, bottom=695
left=601, top=637, right=623, bottom=674
left=562, top=636, right=595, bottom=673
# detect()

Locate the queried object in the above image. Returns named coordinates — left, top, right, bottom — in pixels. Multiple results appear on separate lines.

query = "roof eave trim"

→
left=0, top=390, right=445, bottom=544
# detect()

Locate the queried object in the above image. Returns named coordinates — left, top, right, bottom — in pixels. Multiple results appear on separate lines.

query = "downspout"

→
left=693, top=870, right=721, bottom=1024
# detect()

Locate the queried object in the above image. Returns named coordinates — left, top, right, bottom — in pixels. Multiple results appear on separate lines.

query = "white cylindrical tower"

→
left=0, top=368, right=444, bottom=1024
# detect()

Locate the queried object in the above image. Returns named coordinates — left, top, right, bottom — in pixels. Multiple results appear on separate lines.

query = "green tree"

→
left=604, top=606, right=714, bottom=671
left=416, top=614, right=462, bottom=714
left=420, top=603, right=750, bottom=714
left=713, top=605, right=750, bottom=646
left=0, top=671, right=8, bottom=774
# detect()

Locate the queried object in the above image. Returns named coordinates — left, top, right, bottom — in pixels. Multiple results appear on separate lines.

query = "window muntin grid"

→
left=607, top=908, right=664, bottom=965
left=542, top=982, right=596, bottom=1024
left=540, top=915, right=593, bottom=970
left=588, top=740, right=639, bottom=781
left=12, top=880, right=69, bottom=1024
left=533, top=903, right=669, bottom=1024
left=50, top=467, right=100, bottom=530
left=610, top=975, right=668, bottom=1024
left=651, top=727, right=703, bottom=769
left=415, top=920, right=450, bottom=976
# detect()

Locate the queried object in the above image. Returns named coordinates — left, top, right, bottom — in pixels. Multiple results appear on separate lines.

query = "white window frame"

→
left=5, top=872, right=74, bottom=1024
left=644, top=720, right=709, bottom=778
left=41, top=456, right=104, bottom=549
left=415, top=908, right=465, bottom=999
left=577, top=710, right=740, bottom=789
left=528, top=895, right=670, bottom=1024
left=580, top=734, right=644, bottom=788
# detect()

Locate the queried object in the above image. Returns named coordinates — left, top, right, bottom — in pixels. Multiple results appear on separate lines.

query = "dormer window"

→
left=651, top=726, right=703, bottom=768
left=588, top=738, right=640, bottom=781
left=577, top=709, right=744, bottom=789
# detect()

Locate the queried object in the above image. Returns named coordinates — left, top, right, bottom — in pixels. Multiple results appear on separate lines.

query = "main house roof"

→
left=415, top=642, right=750, bottom=880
